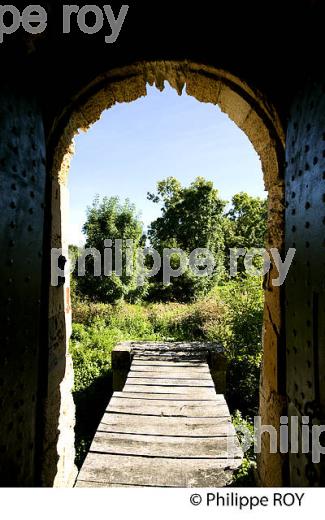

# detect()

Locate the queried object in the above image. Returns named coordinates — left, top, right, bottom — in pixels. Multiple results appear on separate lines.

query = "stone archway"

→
left=45, top=60, right=285, bottom=487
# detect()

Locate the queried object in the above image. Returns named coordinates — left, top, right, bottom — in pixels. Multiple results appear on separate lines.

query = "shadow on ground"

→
left=73, top=370, right=113, bottom=469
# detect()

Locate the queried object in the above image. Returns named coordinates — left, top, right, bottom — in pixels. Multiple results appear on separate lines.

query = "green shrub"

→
left=70, top=319, right=122, bottom=392
left=205, top=276, right=263, bottom=415
left=230, top=410, right=257, bottom=486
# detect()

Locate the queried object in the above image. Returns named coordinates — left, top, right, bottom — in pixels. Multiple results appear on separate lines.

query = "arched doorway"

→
left=45, top=60, right=285, bottom=487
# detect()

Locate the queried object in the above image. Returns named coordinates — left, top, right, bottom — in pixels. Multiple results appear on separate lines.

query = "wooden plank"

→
left=133, top=352, right=207, bottom=356
left=125, top=377, right=214, bottom=387
left=132, top=352, right=208, bottom=356
left=134, top=359, right=207, bottom=362
left=109, top=394, right=226, bottom=405
left=133, top=357, right=206, bottom=364
left=113, top=391, right=218, bottom=401
left=130, top=367, right=210, bottom=375
left=128, top=374, right=213, bottom=380
left=132, top=360, right=208, bottom=368
left=99, top=413, right=234, bottom=436
left=129, top=365, right=211, bottom=377
left=130, top=344, right=209, bottom=351
left=123, top=384, right=217, bottom=397
left=77, top=453, right=241, bottom=487
left=107, top=396, right=228, bottom=417
left=75, top=480, right=151, bottom=488
left=90, top=431, right=242, bottom=459
left=107, top=406, right=229, bottom=418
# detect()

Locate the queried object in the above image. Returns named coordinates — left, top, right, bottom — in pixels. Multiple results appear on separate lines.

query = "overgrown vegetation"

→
left=70, top=276, right=263, bottom=470
left=230, top=411, right=256, bottom=486
left=69, top=179, right=266, bottom=482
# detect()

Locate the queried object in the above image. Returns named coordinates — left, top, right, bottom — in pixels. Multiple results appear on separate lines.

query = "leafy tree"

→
left=223, top=192, right=268, bottom=275
left=147, top=177, right=227, bottom=301
left=225, top=192, right=267, bottom=248
left=75, top=196, right=147, bottom=303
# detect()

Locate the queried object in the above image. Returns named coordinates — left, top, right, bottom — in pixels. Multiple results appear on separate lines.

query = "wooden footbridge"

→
left=75, top=342, right=243, bottom=487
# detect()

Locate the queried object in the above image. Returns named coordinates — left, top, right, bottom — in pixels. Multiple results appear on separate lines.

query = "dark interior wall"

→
left=0, top=78, right=47, bottom=485
left=285, top=76, right=325, bottom=485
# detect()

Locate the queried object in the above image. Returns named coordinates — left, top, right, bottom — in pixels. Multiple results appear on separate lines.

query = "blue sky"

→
left=68, top=83, right=265, bottom=245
